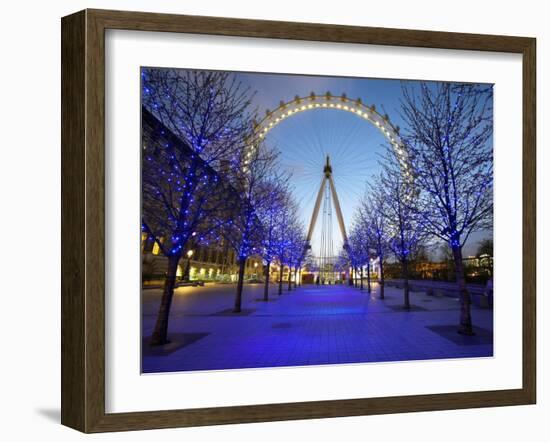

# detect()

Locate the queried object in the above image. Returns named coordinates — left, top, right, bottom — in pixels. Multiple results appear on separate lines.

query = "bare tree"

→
left=377, top=149, right=425, bottom=310
left=257, top=179, right=291, bottom=301
left=222, top=144, right=281, bottom=312
left=400, top=82, right=493, bottom=334
left=141, top=68, right=255, bottom=345
left=293, top=230, right=310, bottom=288
left=333, top=253, right=350, bottom=283
left=476, top=238, right=493, bottom=257
left=273, top=200, right=299, bottom=295
left=346, top=227, right=360, bottom=288
left=283, top=221, right=307, bottom=291
left=361, top=186, right=390, bottom=299
left=347, top=217, right=371, bottom=292
left=357, top=209, right=374, bottom=293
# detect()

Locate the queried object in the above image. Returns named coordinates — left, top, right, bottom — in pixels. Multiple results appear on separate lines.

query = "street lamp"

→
left=254, top=261, right=258, bottom=279
left=184, top=249, right=194, bottom=281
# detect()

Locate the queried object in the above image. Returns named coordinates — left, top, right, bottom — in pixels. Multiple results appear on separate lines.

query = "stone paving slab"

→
left=142, top=283, right=493, bottom=373
left=209, top=308, right=257, bottom=316
left=426, top=325, right=494, bottom=346
left=142, top=333, right=210, bottom=357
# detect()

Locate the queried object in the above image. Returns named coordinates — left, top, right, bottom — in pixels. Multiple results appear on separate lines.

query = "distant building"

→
left=141, top=233, right=263, bottom=284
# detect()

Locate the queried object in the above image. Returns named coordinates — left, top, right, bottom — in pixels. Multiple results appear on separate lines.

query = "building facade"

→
left=141, top=232, right=265, bottom=285
left=141, top=107, right=266, bottom=287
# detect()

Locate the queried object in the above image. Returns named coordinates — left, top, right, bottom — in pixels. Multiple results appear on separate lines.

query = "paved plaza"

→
left=142, top=283, right=493, bottom=373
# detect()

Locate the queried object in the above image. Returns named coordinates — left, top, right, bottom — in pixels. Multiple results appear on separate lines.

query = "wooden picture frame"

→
left=61, top=8, right=536, bottom=433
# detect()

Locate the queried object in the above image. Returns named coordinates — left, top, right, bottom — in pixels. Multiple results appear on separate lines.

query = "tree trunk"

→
left=278, top=265, right=284, bottom=295
left=234, top=256, right=247, bottom=312
left=287, top=267, right=292, bottom=291
left=402, top=258, right=410, bottom=309
left=360, top=266, right=364, bottom=291
left=453, top=246, right=474, bottom=335
left=367, top=261, right=372, bottom=293
left=379, top=258, right=385, bottom=299
left=184, top=257, right=191, bottom=281
left=263, top=261, right=270, bottom=301
left=150, top=255, right=180, bottom=345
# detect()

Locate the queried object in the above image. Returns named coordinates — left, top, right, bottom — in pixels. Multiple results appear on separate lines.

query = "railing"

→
left=385, top=279, right=492, bottom=308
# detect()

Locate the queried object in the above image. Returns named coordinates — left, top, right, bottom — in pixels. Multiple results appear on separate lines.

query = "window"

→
left=152, top=237, right=164, bottom=255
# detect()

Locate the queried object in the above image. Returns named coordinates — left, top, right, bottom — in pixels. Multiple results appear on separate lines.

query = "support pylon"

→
left=305, top=155, right=348, bottom=248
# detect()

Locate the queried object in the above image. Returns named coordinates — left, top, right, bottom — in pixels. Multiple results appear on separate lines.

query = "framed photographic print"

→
left=61, top=9, right=536, bottom=433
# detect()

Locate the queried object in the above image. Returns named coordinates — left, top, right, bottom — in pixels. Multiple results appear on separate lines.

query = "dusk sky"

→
left=233, top=71, right=492, bottom=258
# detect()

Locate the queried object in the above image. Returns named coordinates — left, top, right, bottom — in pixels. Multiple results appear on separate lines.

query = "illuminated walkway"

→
left=142, top=283, right=493, bottom=373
